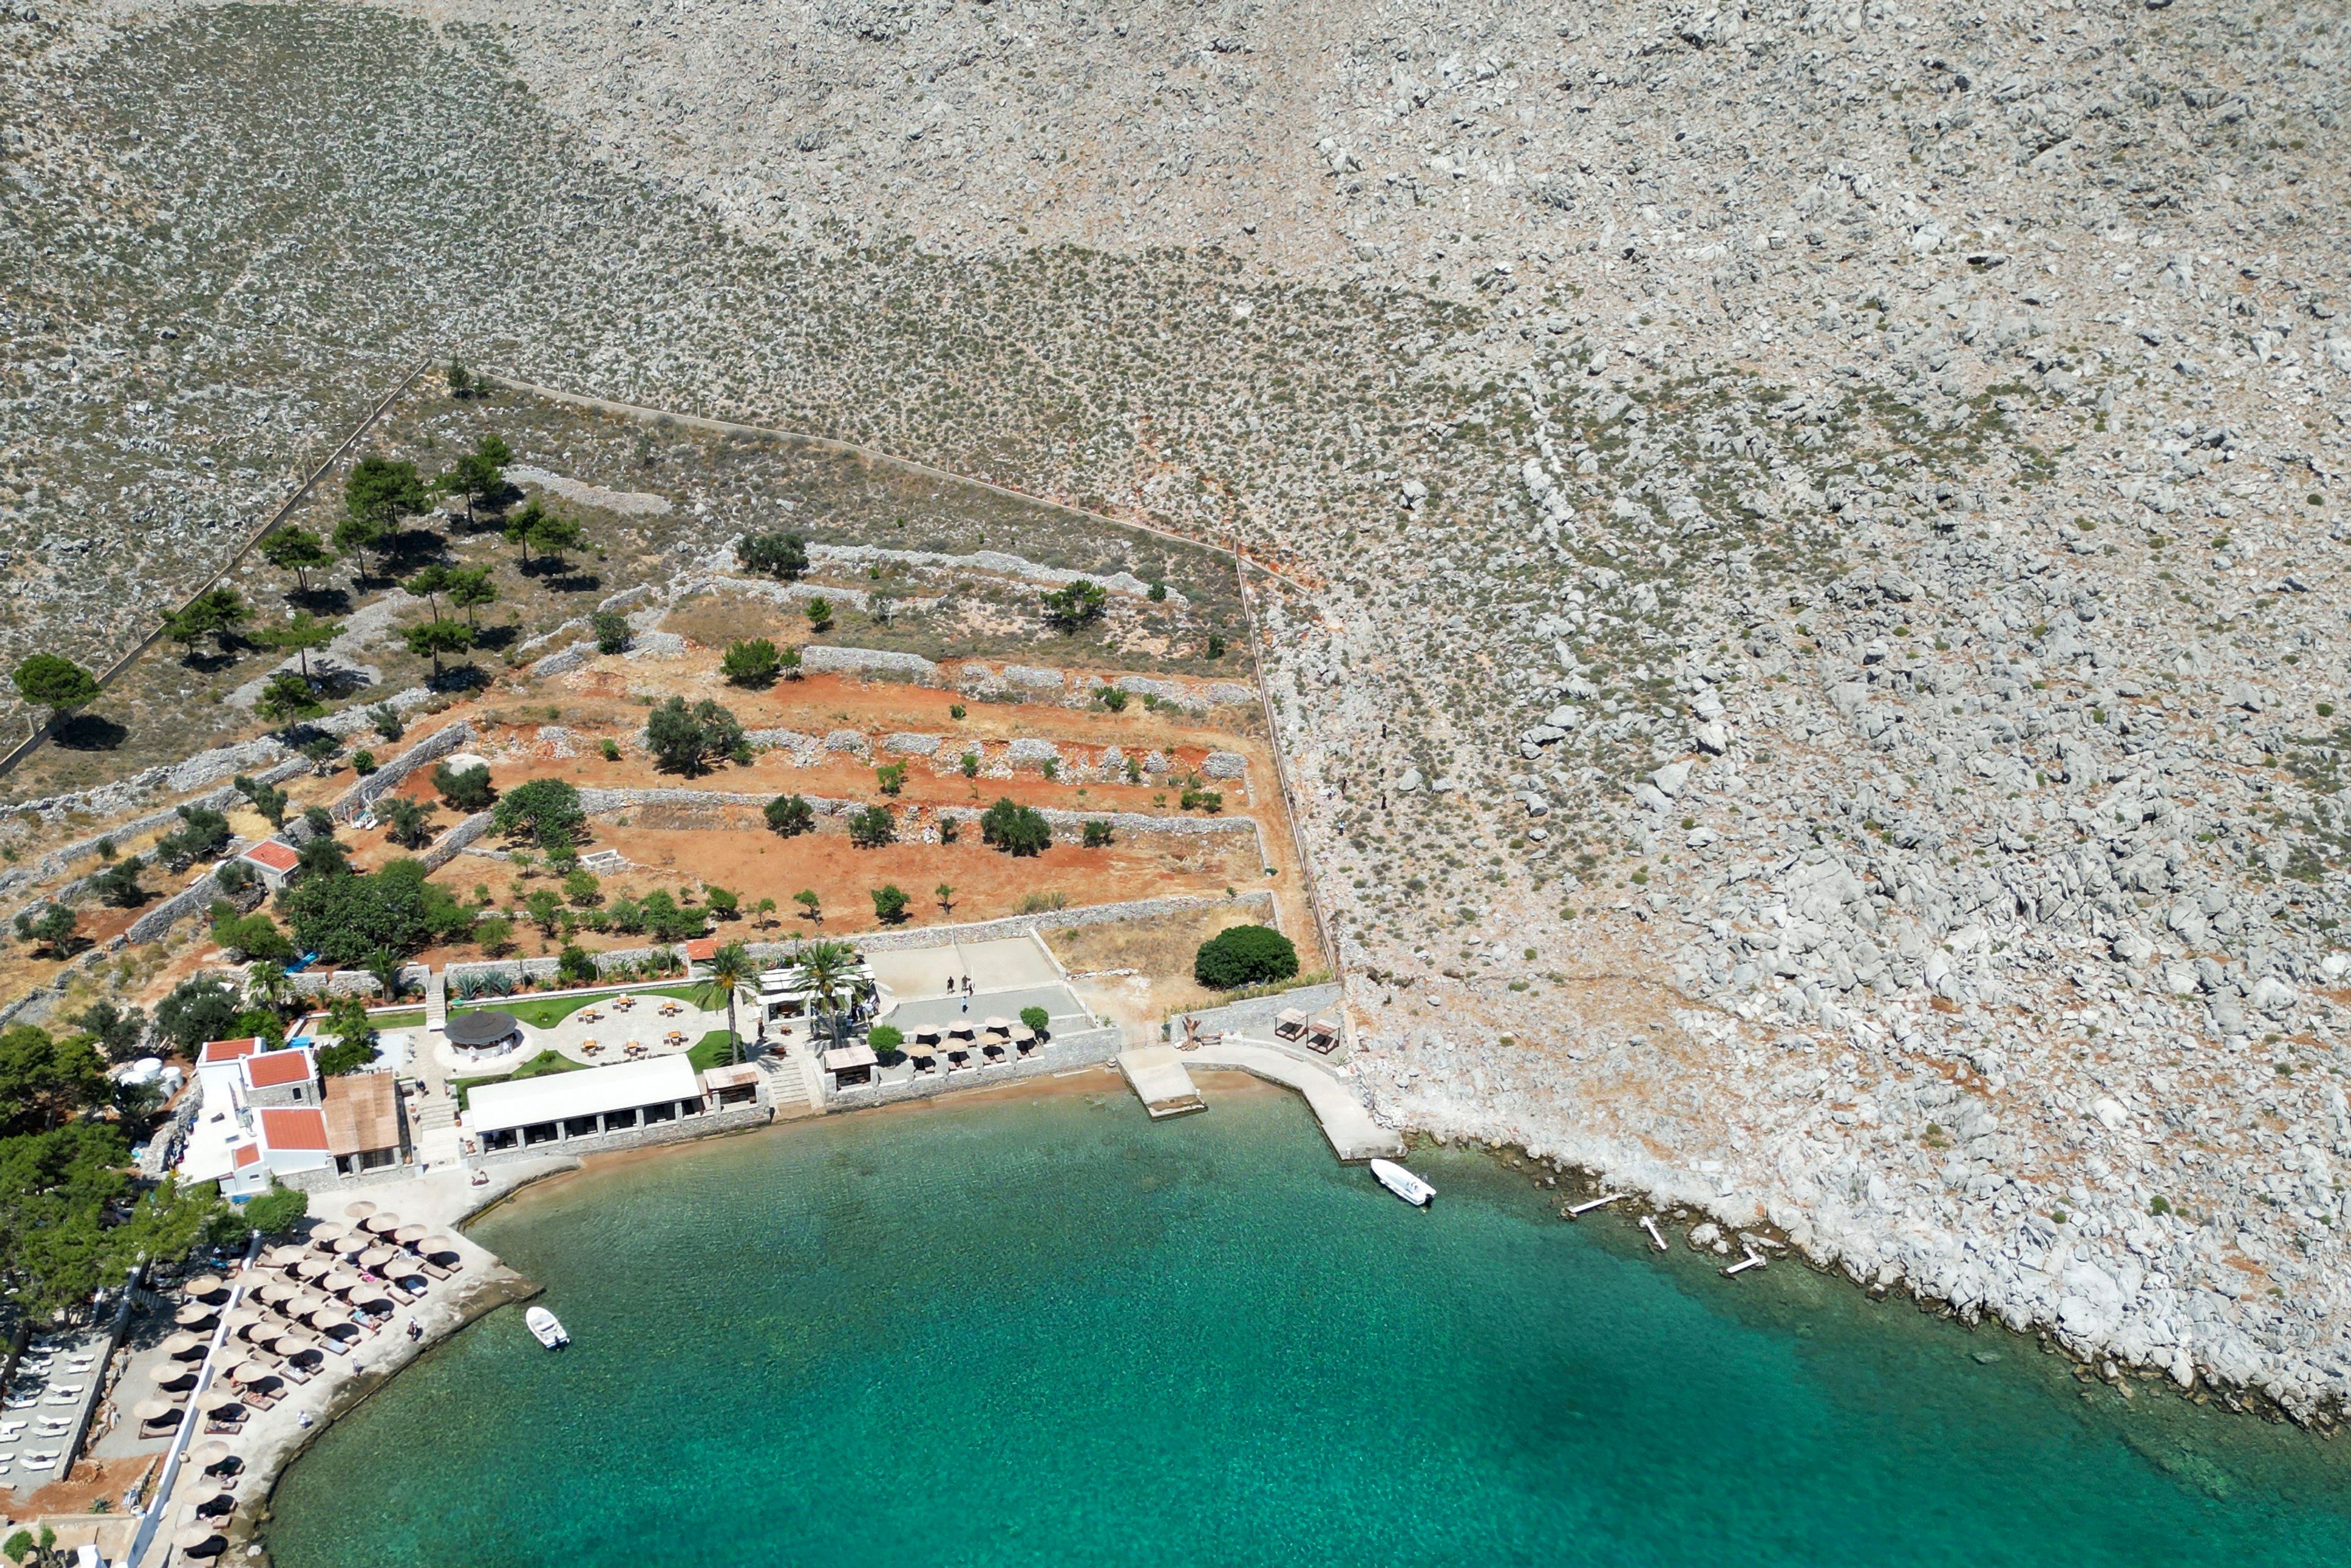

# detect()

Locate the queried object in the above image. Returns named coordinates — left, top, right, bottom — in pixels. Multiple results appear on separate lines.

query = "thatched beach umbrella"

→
left=255, top=1281, right=298, bottom=1306
left=392, top=1224, right=427, bottom=1246
left=293, top=1256, right=334, bottom=1281
left=345, top=1282, right=392, bottom=1310
left=361, top=1211, right=404, bottom=1235
left=261, top=1244, right=306, bottom=1269
left=415, top=1236, right=460, bottom=1262
left=342, top=1199, right=377, bottom=1221
left=173, top=1525, right=225, bottom=1557
left=307, top=1222, right=350, bottom=1248
left=133, top=1397, right=181, bottom=1427
left=198, top=1389, right=244, bottom=1416
left=983, top=1016, right=1011, bottom=1037
left=277, top=1338, right=325, bottom=1367
left=183, top=1273, right=228, bottom=1302
left=161, top=1330, right=207, bottom=1361
left=229, top=1362, right=282, bottom=1394
left=173, top=1303, right=216, bottom=1329
left=186, top=1438, right=234, bottom=1471
left=357, top=1244, right=397, bottom=1270
left=148, top=1362, right=198, bottom=1392
left=306, top=1306, right=351, bottom=1331
left=331, top=1231, right=372, bottom=1258
left=214, top=1359, right=252, bottom=1385
left=321, top=1269, right=363, bottom=1294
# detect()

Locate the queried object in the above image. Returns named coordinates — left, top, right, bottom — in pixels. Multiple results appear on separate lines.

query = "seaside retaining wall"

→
left=844, top=1024, right=1127, bottom=1111
left=466, top=1100, right=774, bottom=1168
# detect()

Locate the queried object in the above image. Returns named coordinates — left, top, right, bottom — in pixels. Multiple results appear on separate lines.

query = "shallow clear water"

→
left=269, top=1079, right=2351, bottom=1568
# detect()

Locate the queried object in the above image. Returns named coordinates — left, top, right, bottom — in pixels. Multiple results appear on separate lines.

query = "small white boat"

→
left=525, top=1306, right=569, bottom=1349
left=1370, top=1158, right=1434, bottom=1208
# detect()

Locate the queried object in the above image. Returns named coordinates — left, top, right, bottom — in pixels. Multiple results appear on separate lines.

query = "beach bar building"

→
left=467, top=1056, right=710, bottom=1154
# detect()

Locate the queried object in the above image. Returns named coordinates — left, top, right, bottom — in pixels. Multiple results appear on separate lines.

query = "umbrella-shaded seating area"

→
left=173, top=1525, right=226, bottom=1559
left=148, top=1361, right=198, bottom=1394
left=413, top=1237, right=461, bottom=1280
left=182, top=1273, right=230, bottom=1304
left=160, top=1330, right=209, bottom=1363
left=171, top=1302, right=217, bottom=1330
left=133, top=1397, right=184, bottom=1438
left=198, top=1389, right=247, bottom=1434
left=1011, top=1026, right=1038, bottom=1058
left=187, top=1438, right=240, bottom=1480
left=906, top=1036, right=939, bottom=1075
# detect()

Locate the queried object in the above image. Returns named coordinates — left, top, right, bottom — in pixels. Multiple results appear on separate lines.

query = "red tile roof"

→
left=683, top=937, right=718, bottom=961
left=239, top=840, right=301, bottom=873
left=243, top=1048, right=314, bottom=1090
left=198, top=1038, right=263, bottom=1065
left=257, top=1107, right=330, bottom=1152
left=231, top=1142, right=262, bottom=1170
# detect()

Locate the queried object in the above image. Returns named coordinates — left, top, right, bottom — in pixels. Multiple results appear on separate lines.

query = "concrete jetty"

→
left=1186, top=1041, right=1403, bottom=1161
left=1117, top=1046, right=1205, bottom=1118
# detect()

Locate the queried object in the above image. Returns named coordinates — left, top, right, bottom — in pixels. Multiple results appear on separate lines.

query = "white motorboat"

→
left=1370, top=1158, right=1434, bottom=1208
left=525, top=1306, right=569, bottom=1349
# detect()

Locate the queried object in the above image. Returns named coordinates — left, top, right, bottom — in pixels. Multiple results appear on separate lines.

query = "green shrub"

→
left=870, top=884, right=909, bottom=923
left=1019, top=1005, right=1051, bottom=1038
left=869, top=1024, right=905, bottom=1056
left=848, top=805, right=896, bottom=848
left=1193, top=925, right=1299, bottom=989
left=980, top=797, right=1051, bottom=856
left=765, top=794, right=816, bottom=837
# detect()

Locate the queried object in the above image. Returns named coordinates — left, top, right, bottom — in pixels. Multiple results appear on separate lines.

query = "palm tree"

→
left=696, top=941, right=754, bottom=1064
left=247, top=960, right=291, bottom=1019
left=796, top=939, right=857, bottom=1052
left=364, top=946, right=404, bottom=1002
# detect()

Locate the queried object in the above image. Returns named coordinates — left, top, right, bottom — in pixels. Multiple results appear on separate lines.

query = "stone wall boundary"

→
left=466, top=1101, right=773, bottom=1166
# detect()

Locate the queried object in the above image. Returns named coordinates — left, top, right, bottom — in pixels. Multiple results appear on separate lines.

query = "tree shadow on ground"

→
left=52, top=713, right=130, bottom=751
left=468, top=624, right=518, bottom=652
left=289, top=585, right=354, bottom=617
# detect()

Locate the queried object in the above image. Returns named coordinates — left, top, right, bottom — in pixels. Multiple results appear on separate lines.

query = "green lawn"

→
left=687, top=1030, right=743, bottom=1072
left=451, top=1049, right=585, bottom=1111
left=448, top=982, right=707, bottom=1032
left=368, top=1008, right=427, bottom=1030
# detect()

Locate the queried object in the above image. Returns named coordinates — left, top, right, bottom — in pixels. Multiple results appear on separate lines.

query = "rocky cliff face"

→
left=12, top=0, right=2351, bottom=1410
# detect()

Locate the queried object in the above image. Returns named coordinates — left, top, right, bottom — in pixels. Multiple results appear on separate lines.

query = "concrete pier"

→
left=1117, top=1046, right=1205, bottom=1118
left=1186, top=1041, right=1403, bottom=1161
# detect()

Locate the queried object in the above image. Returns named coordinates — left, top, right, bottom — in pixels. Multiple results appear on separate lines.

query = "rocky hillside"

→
left=9, top=0, right=2351, bottom=1412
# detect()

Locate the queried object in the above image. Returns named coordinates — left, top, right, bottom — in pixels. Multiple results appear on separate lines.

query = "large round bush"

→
left=1193, top=925, right=1299, bottom=990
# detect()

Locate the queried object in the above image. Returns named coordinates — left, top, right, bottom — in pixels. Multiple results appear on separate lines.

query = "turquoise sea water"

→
left=268, top=1078, right=2351, bottom=1567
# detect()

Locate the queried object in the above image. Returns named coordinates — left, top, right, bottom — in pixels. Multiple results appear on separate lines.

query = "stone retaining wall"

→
left=332, top=721, right=474, bottom=823
left=421, top=809, right=496, bottom=870
left=122, top=872, right=226, bottom=947
left=1166, top=981, right=1345, bottom=1041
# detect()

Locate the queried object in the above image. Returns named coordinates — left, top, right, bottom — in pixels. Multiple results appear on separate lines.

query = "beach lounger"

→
left=419, top=1262, right=455, bottom=1280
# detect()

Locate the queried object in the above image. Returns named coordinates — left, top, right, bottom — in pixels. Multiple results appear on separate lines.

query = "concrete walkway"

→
left=1184, top=1040, right=1403, bottom=1160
